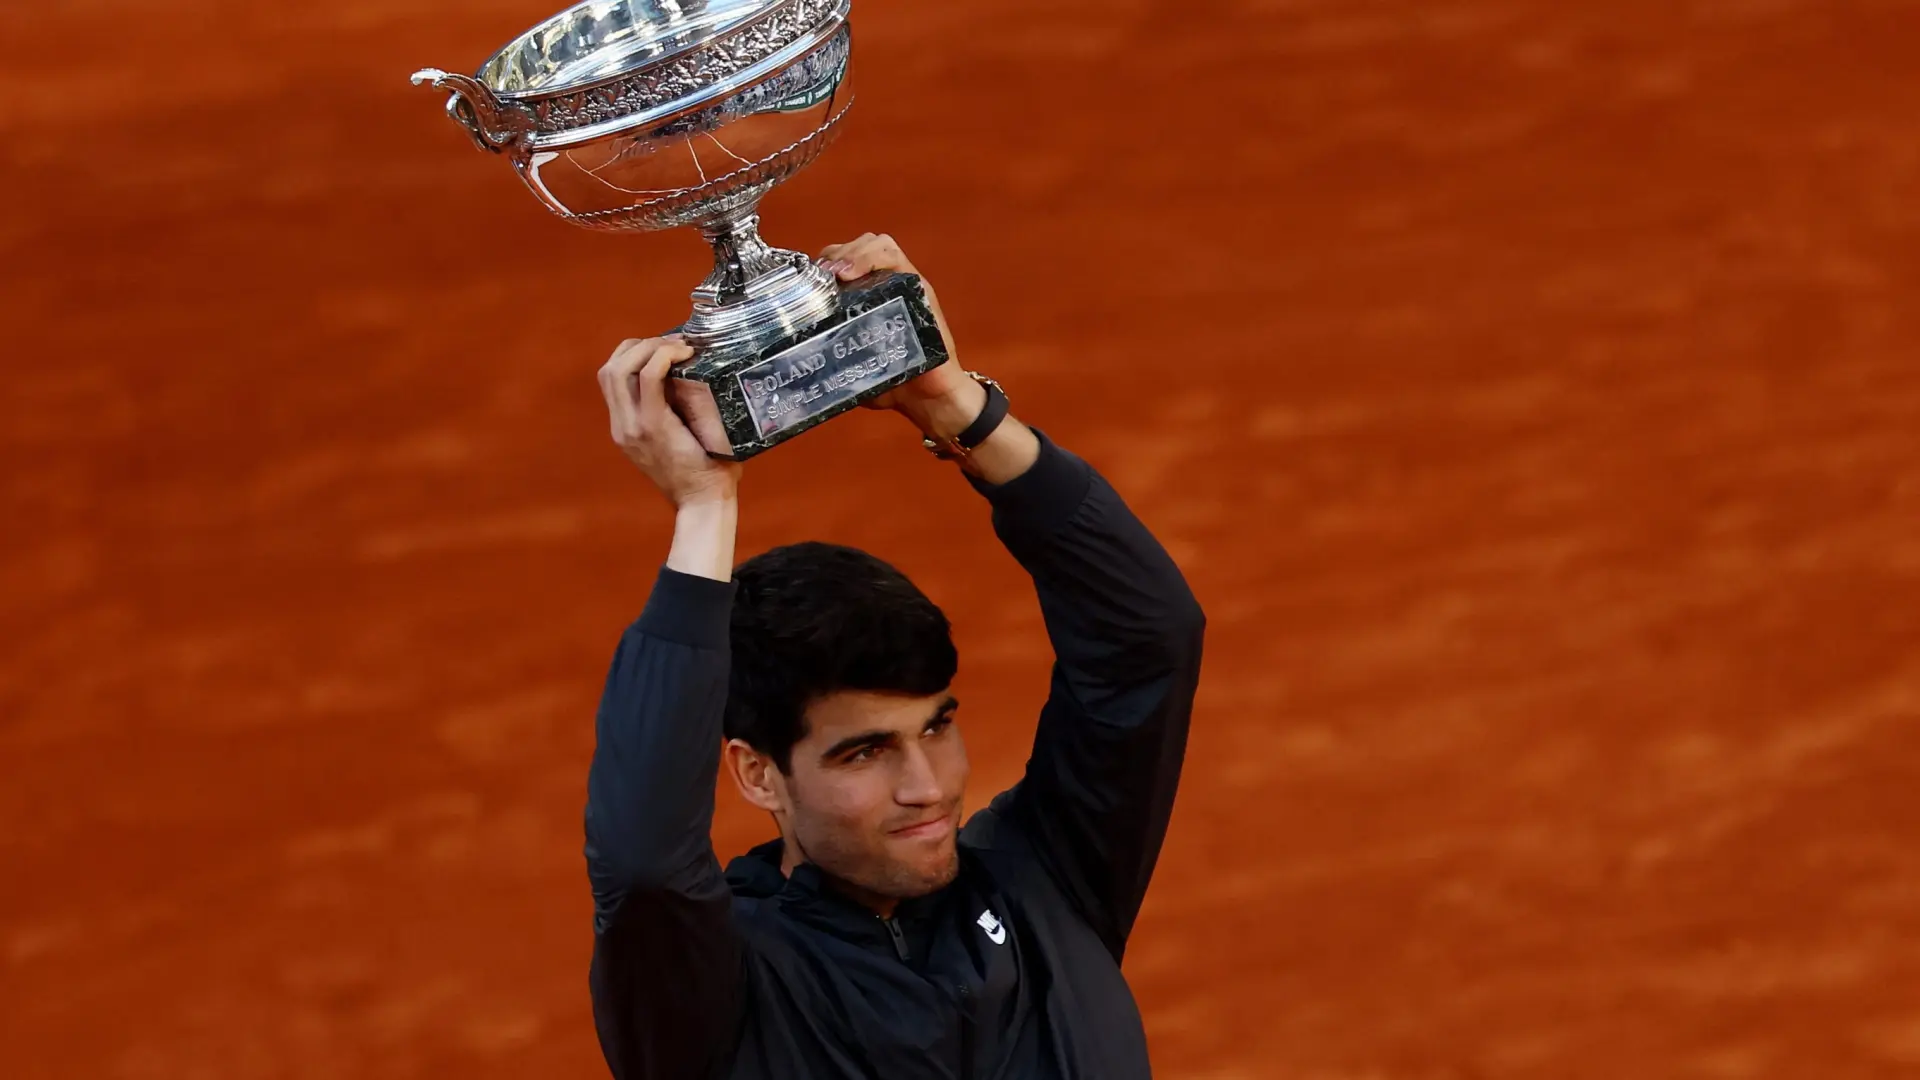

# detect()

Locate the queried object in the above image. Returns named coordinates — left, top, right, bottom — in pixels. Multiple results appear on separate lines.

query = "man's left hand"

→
left=815, top=233, right=985, bottom=437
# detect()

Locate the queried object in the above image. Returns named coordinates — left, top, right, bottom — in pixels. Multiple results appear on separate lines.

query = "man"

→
left=586, top=233, right=1205, bottom=1078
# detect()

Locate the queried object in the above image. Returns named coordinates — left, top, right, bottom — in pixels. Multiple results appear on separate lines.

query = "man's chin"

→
left=891, top=845, right=960, bottom=899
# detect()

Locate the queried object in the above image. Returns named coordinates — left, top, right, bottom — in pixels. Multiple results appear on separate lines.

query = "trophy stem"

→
left=683, top=205, right=839, bottom=355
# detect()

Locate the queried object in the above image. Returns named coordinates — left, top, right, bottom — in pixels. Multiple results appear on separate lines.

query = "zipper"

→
left=882, top=916, right=909, bottom=962
left=882, top=915, right=974, bottom=1075
left=958, top=986, right=975, bottom=1078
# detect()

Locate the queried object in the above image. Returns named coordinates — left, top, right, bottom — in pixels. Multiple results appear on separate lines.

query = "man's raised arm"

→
left=583, top=337, right=747, bottom=1080
left=820, top=234, right=1207, bottom=963
left=968, top=431, right=1204, bottom=961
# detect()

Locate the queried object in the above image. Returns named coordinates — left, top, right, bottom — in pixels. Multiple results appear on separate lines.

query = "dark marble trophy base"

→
left=667, top=270, right=949, bottom=461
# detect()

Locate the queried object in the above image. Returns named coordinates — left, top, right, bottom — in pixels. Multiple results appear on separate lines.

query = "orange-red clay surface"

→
left=5, top=1, right=1920, bottom=1077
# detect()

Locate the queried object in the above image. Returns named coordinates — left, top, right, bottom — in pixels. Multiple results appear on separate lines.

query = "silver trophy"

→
left=411, top=0, right=945, bottom=459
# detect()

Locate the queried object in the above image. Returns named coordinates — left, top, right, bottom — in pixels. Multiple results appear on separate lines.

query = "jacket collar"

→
left=724, top=838, right=948, bottom=951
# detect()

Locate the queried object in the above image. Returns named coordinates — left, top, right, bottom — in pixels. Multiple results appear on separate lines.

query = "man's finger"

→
left=668, top=376, right=733, bottom=457
left=817, top=242, right=862, bottom=279
left=600, top=338, right=652, bottom=442
left=836, top=235, right=880, bottom=274
left=633, top=339, right=693, bottom=431
left=834, top=232, right=912, bottom=280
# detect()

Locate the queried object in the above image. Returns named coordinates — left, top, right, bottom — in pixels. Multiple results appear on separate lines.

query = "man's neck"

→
left=779, top=838, right=898, bottom=919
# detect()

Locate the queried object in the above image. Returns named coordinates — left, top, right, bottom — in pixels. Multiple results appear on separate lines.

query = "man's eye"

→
left=847, top=746, right=880, bottom=763
left=925, top=715, right=954, bottom=736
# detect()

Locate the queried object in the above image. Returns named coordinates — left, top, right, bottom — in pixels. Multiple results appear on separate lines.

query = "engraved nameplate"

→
left=736, top=297, right=926, bottom=439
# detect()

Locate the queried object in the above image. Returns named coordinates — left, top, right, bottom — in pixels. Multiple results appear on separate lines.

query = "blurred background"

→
left=5, top=0, right=1919, bottom=1076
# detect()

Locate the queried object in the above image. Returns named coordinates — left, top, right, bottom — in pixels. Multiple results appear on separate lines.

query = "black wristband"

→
left=924, top=373, right=1009, bottom=459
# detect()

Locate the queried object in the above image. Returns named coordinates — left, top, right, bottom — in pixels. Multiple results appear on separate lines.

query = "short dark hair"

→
left=726, top=542, right=958, bottom=772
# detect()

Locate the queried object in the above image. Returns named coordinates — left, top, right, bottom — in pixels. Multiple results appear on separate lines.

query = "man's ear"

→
left=722, top=738, right=787, bottom=814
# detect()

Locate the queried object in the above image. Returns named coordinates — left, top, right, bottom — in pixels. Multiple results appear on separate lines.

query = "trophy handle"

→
left=410, top=68, right=531, bottom=154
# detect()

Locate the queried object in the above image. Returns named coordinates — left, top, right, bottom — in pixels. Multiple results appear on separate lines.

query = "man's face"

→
left=779, top=689, right=969, bottom=904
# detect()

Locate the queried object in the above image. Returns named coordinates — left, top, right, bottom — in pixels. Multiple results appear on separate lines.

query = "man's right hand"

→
left=597, top=336, right=742, bottom=509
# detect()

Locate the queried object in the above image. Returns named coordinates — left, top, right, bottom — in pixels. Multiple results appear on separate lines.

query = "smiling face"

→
left=726, top=688, right=970, bottom=911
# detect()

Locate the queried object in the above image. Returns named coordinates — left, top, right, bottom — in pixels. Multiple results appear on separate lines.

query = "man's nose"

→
left=894, top=743, right=944, bottom=807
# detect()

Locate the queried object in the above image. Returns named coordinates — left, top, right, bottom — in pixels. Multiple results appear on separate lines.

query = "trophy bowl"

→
left=412, top=0, right=948, bottom=459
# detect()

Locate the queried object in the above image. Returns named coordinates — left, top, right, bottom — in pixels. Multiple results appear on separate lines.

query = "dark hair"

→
left=726, top=541, right=957, bottom=773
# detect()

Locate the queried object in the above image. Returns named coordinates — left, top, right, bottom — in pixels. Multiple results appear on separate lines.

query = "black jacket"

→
left=583, top=433, right=1205, bottom=1079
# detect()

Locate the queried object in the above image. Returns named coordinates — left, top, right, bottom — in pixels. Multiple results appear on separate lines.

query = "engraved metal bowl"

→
left=411, top=0, right=855, bottom=352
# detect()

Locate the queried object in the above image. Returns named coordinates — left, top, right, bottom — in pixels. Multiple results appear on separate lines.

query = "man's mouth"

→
left=890, top=814, right=952, bottom=840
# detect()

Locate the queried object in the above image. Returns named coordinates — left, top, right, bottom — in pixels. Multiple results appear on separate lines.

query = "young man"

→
left=586, top=233, right=1205, bottom=1078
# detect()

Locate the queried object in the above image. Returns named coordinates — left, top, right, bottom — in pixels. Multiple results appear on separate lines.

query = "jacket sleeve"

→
left=584, top=567, right=746, bottom=1080
left=974, top=431, right=1206, bottom=960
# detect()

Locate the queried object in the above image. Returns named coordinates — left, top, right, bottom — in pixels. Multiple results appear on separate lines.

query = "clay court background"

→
left=6, top=0, right=1920, bottom=1076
